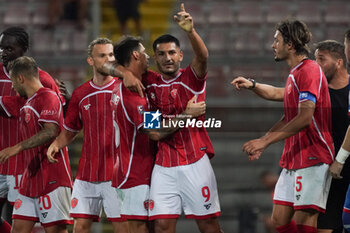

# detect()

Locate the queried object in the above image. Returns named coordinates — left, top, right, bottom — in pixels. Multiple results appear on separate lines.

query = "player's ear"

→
left=18, top=74, right=25, bottom=83
left=132, top=51, right=139, bottom=60
left=179, top=49, right=184, bottom=62
left=87, top=56, right=93, bottom=66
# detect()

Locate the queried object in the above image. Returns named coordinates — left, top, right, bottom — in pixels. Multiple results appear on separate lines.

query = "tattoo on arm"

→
left=20, top=124, right=59, bottom=151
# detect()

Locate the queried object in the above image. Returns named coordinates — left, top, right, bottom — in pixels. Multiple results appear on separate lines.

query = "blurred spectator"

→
left=45, top=0, right=88, bottom=30
left=113, top=0, right=143, bottom=35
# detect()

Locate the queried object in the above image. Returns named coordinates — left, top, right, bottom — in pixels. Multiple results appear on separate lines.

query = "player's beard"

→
left=96, top=66, right=110, bottom=76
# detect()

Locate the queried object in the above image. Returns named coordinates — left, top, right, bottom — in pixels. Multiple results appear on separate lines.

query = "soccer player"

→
left=233, top=39, right=350, bottom=233
left=104, top=4, right=223, bottom=233
left=47, top=38, right=128, bottom=233
left=235, top=19, right=334, bottom=233
left=0, top=56, right=73, bottom=233
left=111, top=36, right=206, bottom=233
left=0, top=26, right=65, bottom=232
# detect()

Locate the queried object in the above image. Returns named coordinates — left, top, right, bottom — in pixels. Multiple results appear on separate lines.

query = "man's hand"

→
left=0, top=145, right=21, bottom=163
left=242, top=138, right=268, bottom=160
left=183, top=95, right=206, bottom=118
left=55, top=79, right=71, bottom=100
left=231, top=77, right=254, bottom=90
left=174, top=3, right=193, bottom=33
left=47, top=141, right=59, bottom=163
left=329, top=160, right=344, bottom=179
left=122, top=69, right=145, bottom=98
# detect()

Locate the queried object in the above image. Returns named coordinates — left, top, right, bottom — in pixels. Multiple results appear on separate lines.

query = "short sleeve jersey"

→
left=0, top=87, right=72, bottom=197
left=64, top=78, right=119, bottom=182
left=281, top=59, right=334, bottom=169
left=143, top=66, right=214, bottom=167
left=111, top=82, right=155, bottom=189
left=0, top=63, right=64, bottom=175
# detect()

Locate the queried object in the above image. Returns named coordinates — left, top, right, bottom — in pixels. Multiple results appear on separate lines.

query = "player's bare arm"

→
left=231, top=77, right=284, bottom=101
left=243, top=100, right=315, bottom=156
left=103, top=61, right=145, bottom=97
left=330, top=125, right=350, bottom=179
left=47, top=129, right=78, bottom=163
left=142, top=95, right=206, bottom=141
left=0, top=122, right=59, bottom=163
left=175, top=3, right=208, bottom=78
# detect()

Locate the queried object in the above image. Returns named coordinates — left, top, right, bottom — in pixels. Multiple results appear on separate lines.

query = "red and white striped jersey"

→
left=281, top=59, right=334, bottom=169
left=110, top=82, right=155, bottom=189
left=64, top=78, right=119, bottom=182
left=0, top=63, right=64, bottom=175
left=143, top=66, right=215, bottom=167
left=0, top=87, right=72, bottom=197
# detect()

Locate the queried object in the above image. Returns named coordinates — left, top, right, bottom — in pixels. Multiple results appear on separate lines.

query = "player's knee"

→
left=342, top=211, right=350, bottom=231
left=196, top=217, right=222, bottom=233
left=154, top=219, right=176, bottom=233
left=73, top=221, right=91, bottom=233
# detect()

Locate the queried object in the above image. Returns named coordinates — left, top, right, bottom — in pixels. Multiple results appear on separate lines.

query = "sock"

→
left=0, top=219, right=11, bottom=233
left=297, top=224, right=317, bottom=233
left=276, top=220, right=298, bottom=233
left=343, top=210, right=350, bottom=232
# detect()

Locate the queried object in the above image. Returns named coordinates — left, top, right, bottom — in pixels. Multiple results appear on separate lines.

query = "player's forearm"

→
left=54, top=129, right=78, bottom=149
left=187, top=29, right=208, bottom=63
left=253, top=83, right=284, bottom=101
left=102, top=61, right=126, bottom=78
left=341, top=126, right=350, bottom=152
left=19, top=126, right=59, bottom=151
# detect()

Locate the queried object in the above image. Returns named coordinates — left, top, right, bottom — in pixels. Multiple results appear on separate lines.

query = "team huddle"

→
left=0, top=3, right=350, bottom=233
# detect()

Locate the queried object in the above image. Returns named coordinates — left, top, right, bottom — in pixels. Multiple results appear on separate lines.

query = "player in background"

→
left=344, top=30, right=350, bottom=71
left=103, top=4, right=223, bottom=233
left=233, top=39, right=350, bottom=233
left=0, top=56, right=73, bottom=233
left=0, top=26, right=66, bottom=232
left=47, top=38, right=128, bottom=233
left=235, top=19, right=334, bottom=233
left=110, top=36, right=206, bottom=233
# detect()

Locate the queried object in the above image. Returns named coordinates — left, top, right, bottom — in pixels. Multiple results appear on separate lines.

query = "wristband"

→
left=247, top=78, right=256, bottom=89
left=335, top=147, right=350, bottom=164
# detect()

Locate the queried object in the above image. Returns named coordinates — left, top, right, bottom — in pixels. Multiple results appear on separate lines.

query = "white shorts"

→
left=273, top=163, right=331, bottom=213
left=149, top=155, right=221, bottom=220
left=0, top=174, right=22, bottom=204
left=70, top=179, right=123, bottom=222
left=12, top=186, right=73, bottom=227
left=117, top=184, right=149, bottom=220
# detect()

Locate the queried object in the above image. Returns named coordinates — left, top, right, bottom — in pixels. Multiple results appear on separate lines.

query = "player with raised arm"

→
left=239, top=20, right=334, bottom=233
left=0, top=56, right=72, bottom=233
left=47, top=38, right=128, bottom=233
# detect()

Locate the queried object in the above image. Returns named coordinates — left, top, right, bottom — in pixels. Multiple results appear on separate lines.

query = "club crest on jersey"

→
left=24, top=113, right=31, bottom=123
left=111, top=94, right=120, bottom=106
left=171, top=89, right=177, bottom=98
left=71, top=198, right=78, bottom=208
left=137, top=105, right=144, bottom=115
left=14, top=199, right=22, bottom=209
left=83, top=104, right=91, bottom=110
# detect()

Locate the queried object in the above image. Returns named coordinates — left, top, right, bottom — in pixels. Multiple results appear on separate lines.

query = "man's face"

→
left=0, top=34, right=26, bottom=68
left=9, top=71, right=25, bottom=97
left=138, top=43, right=149, bottom=74
left=271, top=30, right=289, bottom=62
left=314, top=49, right=338, bottom=82
left=344, top=38, right=350, bottom=66
left=89, top=43, right=115, bottom=76
left=154, top=42, right=183, bottom=77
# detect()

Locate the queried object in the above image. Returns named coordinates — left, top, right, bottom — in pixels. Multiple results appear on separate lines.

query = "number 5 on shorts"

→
left=296, top=176, right=302, bottom=192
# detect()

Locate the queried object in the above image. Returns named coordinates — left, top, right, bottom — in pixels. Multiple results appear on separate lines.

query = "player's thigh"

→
left=118, top=185, right=149, bottom=219
left=7, top=174, right=22, bottom=204
left=271, top=204, right=295, bottom=227
left=154, top=218, right=177, bottom=233
left=44, top=223, right=68, bottom=233
left=100, top=181, right=123, bottom=221
left=196, top=217, right=221, bottom=233
left=73, top=218, right=93, bottom=233
left=293, top=209, right=318, bottom=226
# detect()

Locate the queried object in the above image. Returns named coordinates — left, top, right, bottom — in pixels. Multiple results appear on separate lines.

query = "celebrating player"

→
left=47, top=38, right=128, bottom=233
left=0, top=56, right=73, bottom=233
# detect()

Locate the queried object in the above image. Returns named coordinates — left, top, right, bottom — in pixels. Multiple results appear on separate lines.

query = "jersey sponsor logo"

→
left=42, top=212, right=48, bottom=218
left=204, top=203, right=212, bottom=210
left=71, top=198, right=78, bottom=208
left=171, top=89, right=177, bottom=98
left=14, top=199, right=22, bottom=210
left=25, top=113, right=31, bottom=123
left=143, top=110, right=161, bottom=129
left=83, top=104, right=91, bottom=110
left=41, top=110, right=57, bottom=115
left=137, top=105, right=144, bottom=115
left=308, top=156, right=317, bottom=160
